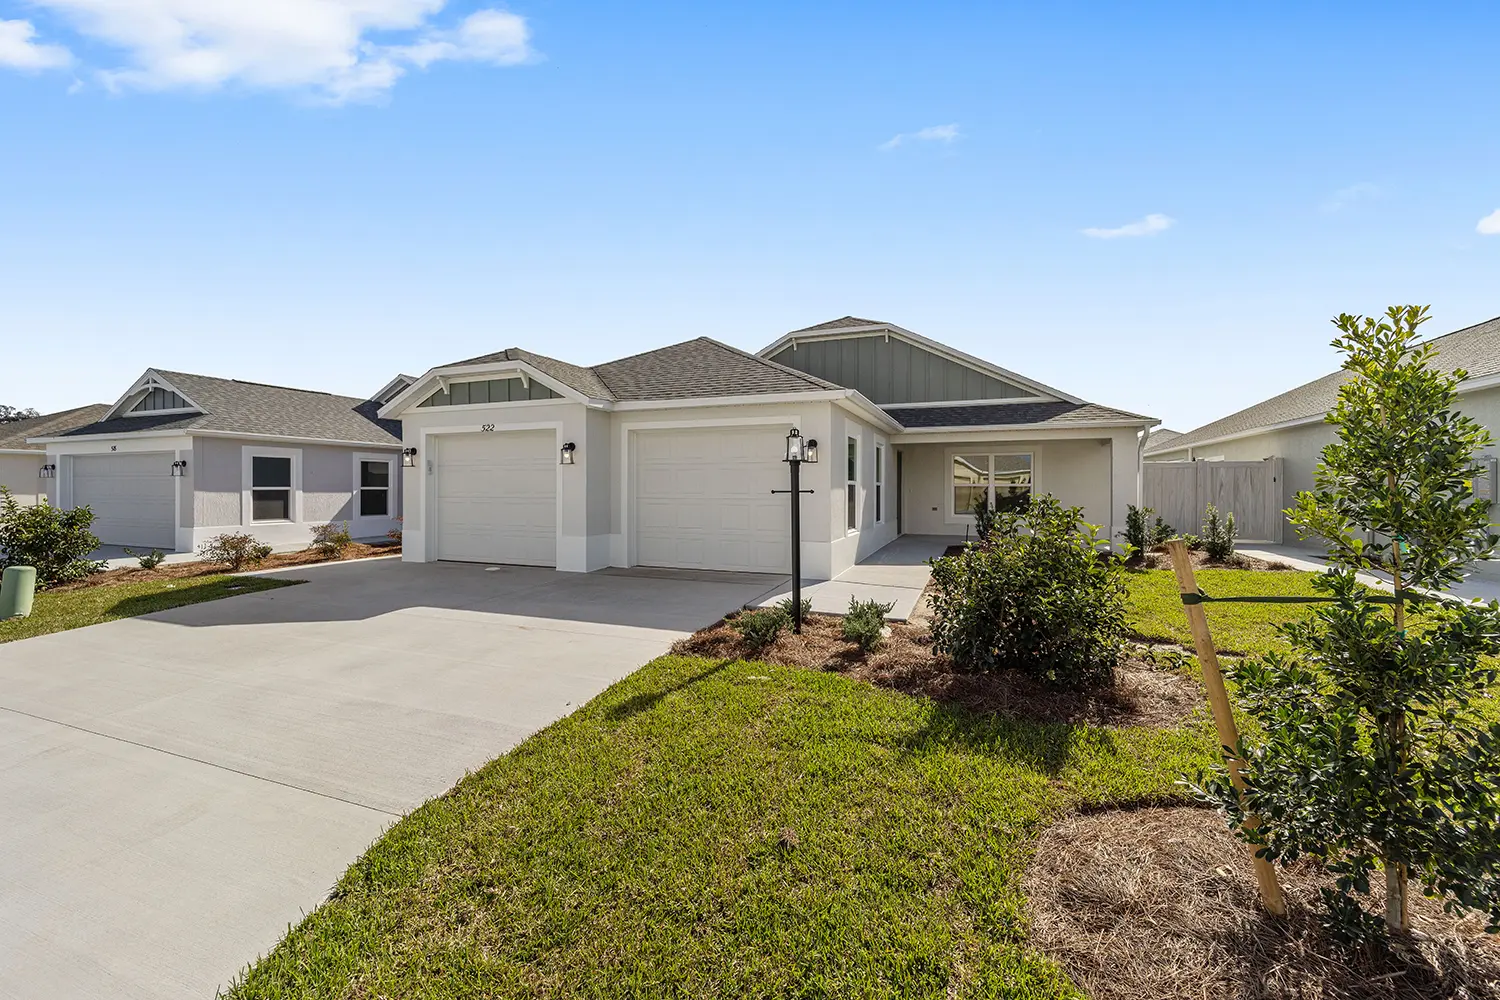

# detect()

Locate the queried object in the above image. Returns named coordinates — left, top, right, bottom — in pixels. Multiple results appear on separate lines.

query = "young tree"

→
left=0, top=405, right=40, bottom=423
left=1205, top=305, right=1500, bottom=939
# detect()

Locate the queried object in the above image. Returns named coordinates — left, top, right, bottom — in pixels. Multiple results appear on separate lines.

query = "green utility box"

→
left=0, top=565, right=37, bottom=619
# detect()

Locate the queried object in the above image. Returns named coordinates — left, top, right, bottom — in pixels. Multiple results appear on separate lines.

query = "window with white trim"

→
left=952, top=452, right=1032, bottom=517
left=846, top=435, right=858, bottom=531
left=358, top=460, right=390, bottom=517
left=874, top=443, right=885, bottom=523
left=251, top=456, right=293, bottom=522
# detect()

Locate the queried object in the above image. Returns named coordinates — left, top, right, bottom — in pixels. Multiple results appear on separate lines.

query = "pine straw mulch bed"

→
left=670, top=612, right=1203, bottom=729
left=1025, top=806, right=1500, bottom=1000
left=52, top=541, right=400, bottom=593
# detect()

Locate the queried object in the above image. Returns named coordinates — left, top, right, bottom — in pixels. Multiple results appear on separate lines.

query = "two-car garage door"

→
left=634, top=426, right=789, bottom=573
left=72, top=453, right=176, bottom=550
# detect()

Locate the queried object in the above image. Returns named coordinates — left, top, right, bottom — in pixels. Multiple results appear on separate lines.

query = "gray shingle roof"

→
left=0, top=404, right=110, bottom=450
left=53, top=371, right=400, bottom=445
left=593, top=338, right=842, bottom=401
left=449, top=348, right=617, bottom=400
left=885, top=401, right=1153, bottom=429
left=789, top=315, right=888, bottom=333
left=1146, top=315, right=1500, bottom=455
left=1146, top=427, right=1184, bottom=450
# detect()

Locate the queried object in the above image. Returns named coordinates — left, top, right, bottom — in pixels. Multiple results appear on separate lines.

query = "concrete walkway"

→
left=1240, top=543, right=1500, bottom=603
left=753, top=534, right=952, bottom=620
left=0, top=558, right=777, bottom=1000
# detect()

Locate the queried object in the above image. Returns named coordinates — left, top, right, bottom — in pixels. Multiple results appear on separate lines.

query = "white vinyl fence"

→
left=1143, top=458, right=1285, bottom=544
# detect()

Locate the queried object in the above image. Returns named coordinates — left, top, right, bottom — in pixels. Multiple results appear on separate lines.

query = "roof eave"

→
left=378, top=359, right=609, bottom=417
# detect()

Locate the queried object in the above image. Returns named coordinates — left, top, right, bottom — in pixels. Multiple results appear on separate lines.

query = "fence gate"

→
left=1143, top=458, right=1285, bottom=544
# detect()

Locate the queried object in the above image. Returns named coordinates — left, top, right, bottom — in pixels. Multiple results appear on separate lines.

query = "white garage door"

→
left=72, top=453, right=176, bottom=550
left=634, top=426, right=789, bottom=573
left=433, top=431, right=557, bottom=567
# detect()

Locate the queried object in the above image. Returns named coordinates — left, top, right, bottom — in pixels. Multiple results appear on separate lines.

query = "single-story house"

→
left=0, top=404, right=111, bottom=505
left=28, top=370, right=404, bottom=553
left=380, top=316, right=1157, bottom=579
left=1145, top=313, right=1500, bottom=537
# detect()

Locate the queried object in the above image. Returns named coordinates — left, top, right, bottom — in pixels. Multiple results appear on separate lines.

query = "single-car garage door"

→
left=634, top=426, right=789, bottom=573
left=433, top=431, right=557, bottom=566
left=71, top=453, right=176, bottom=550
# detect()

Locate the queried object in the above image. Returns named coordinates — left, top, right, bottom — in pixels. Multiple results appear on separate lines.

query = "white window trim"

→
left=944, top=447, right=1034, bottom=526
left=874, top=436, right=887, bottom=525
left=352, top=452, right=396, bottom=527
left=846, top=434, right=859, bottom=535
left=242, top=445, right=302, bottom=526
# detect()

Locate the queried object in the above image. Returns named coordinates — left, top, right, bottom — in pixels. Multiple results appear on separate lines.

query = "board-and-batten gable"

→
left=767, top=335, right=1045, bottom=405
left=130, top=387, right=192, bottom=412
left=417, top=376, right=562, bottom=407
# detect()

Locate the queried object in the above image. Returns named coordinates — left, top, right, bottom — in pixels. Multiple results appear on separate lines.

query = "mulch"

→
left=941, top=542, right=1296, bottom=572
left=52, top=541, right=400, bottom=593
left=1024, top=806, right=1500, bottom=1000
left=671, top=612, right=1203, bottom=729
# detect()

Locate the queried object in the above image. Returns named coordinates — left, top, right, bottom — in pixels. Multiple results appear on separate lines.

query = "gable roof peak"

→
left=789, top=316, right=889, bottom=334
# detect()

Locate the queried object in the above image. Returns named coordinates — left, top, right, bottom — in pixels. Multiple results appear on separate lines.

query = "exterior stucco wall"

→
left=899, top=436, right=1115, bottom=537
left=0, top=453, right=44, bottom=506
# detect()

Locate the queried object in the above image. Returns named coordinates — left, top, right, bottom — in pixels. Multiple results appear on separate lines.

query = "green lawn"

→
left=1125, top=567, right=1327, bottom=657
left=0, top=574, right=299, bottom=644
left=217, top=568, right=1372, bottom=999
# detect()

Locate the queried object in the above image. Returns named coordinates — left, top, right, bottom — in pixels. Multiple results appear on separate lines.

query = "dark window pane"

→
left=359, top=489, right=388, bottom=517
left=252, top=489, right=290, bottom=521
left=360, top=461, right=389, bottom=488
left=252, top=456, right=291, bottom=488
left=847, top=483, right=857, bottom=530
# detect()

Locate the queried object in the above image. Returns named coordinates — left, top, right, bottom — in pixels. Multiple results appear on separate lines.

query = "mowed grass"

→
left=0, top=575, right=298, bottom=644
left=1125, top=568, right=1327, bottom=657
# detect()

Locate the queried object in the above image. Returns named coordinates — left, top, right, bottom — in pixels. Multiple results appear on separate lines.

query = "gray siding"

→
left=769, top=336, right=1034, bottom=404
left=418, top=378, right=560, bottom=407
left=131, top=387, right=191, bottom=411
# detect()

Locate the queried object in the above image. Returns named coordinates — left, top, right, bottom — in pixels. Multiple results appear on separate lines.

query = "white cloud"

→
left=1081, top=213, right=1175, bottom=239
left=1478, top=210, right=1500, bottom=235
left=880, top=123, right=961, bottom=151
left=0, top=19, right=73, bottom=70
left=1321, top=181, right=1381, bottom=213
left=7, top=2, right=533, bottom=102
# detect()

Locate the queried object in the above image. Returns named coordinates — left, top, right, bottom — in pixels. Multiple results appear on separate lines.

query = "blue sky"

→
left=2, top=2, right=1498, bottom=431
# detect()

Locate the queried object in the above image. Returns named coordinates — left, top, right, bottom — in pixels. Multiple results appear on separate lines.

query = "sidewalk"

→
left=1238, top=543, right=1500, bottom=604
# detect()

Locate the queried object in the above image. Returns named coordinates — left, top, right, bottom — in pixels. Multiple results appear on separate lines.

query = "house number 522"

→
left=480, top=424, right=495, bottom=432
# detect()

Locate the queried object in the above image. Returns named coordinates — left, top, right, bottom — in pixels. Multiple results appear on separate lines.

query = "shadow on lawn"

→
left=604, top=658, right=737, bottom=721
left=901, top=705, right=1119, bottom=776
left=103, top=577, right=293, bottom=620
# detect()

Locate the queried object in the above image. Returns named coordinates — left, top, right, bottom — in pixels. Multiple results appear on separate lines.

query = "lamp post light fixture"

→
left=38, top=464, right=56, bottom=479
left=401, top=447, right=418, bottom=468
left=170, top=459, right=188, bottom=478
left=560, top=442, right=577, bottom=465
left=772, top=427, right=818, bottom=634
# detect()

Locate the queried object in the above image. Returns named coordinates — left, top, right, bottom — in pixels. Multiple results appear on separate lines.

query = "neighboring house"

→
left=1146, top=427, right=1183, bottom=453
left=0, top=404, right=111, bottom=505
left=27, top=370, right=404, bottom=552
left=1145, top=314, right=1500, bottom=537
left=380, top=316, right=1156, bottom=580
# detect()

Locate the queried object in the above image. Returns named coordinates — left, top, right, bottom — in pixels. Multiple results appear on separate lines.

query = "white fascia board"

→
left=0, top=448, right=42, bottom=456
left=28, top=427, right=195, bottom=445
left=757, top=324, right=1086, bottom=406
left=101, top=369, right=204, bottom=421
left=836, top=391, right=905, bottom=432
left=884, top=395, right=1054, bottom=409
left=609, top=390, right=848, bottom=412
left=892, top=418, right=1156, bottom=441
left=1165, top=412, right=1330, bottom=453
left=185, top=430, right=403, bottom=450
left=378, top=361, right=600, bottom=418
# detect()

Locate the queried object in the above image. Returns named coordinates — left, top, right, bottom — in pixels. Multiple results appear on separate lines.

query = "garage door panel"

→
left=72, top=453, right=176, bottom=550
left=633, top=427, right=789, bottom=573
left=434, top=432, right=556, bottom=567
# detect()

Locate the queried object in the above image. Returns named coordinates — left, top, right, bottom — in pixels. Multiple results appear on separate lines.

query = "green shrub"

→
left=1201, top=503, right=1236, bottom=561
left=199, top=532, right=273, bottom=571
left=124, top=547, right=166, bottom=569
left=730, top=606, right=789, bottom=651
left=775, top=595, right=812, bottom=621
left=1121, top=504, right=1173, bottom=557
left=928, top=493, right=1127, bottom=689
left=0, top=486, right=104, bottom=586
left=310, top=521, right=353, bottom=556
left=841, top=596, right=894, bottom=652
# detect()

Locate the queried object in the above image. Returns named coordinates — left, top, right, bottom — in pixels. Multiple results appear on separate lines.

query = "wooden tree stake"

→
left=1166, top=539, right=1288, bottom=917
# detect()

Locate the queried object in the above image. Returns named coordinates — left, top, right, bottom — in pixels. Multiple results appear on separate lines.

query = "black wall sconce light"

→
left=401, top=447, right=418, bottom=468
left=170, top=459, right=188, bottom=477
left=38, top=464, right=57, bottom=479
left=560, top=442, right=577, bottom=465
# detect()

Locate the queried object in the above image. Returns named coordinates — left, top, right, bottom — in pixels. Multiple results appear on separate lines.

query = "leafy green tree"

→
left=1204, top=305, right=1500, bottom=939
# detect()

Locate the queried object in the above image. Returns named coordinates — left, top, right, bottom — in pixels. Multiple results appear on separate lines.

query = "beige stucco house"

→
left=0, top=405, right=110, bottom=505
left=380, top=316, right=1157, bottom=580
left=1145, top=314, right=1500, bottom=540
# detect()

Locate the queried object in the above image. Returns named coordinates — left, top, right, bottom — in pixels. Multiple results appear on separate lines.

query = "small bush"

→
left=775, top=595, right=812, bottom=621
left=124, top=547, right=166, bottom=569
left=731, top=607, right=789, bottom=651
left=1124, top=505, right=1177, bottom=556
left=0, top=486, right=105, bottom=586
left=1201, top=503, right=1236, bottom=561
left=928, top=493, right=1128, bottom=689
left=199, top=532, right=273, bottom=571
left=841, top=596, right=894, bottom=652
left=310, top=521, right=353, bottom=556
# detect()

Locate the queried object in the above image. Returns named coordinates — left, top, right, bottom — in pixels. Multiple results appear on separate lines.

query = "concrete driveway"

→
left=0, top=558, right=778, bottom=1000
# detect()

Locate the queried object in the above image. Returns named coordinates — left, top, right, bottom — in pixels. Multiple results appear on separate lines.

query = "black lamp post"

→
left=773, top=428, right=818, bottom=633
